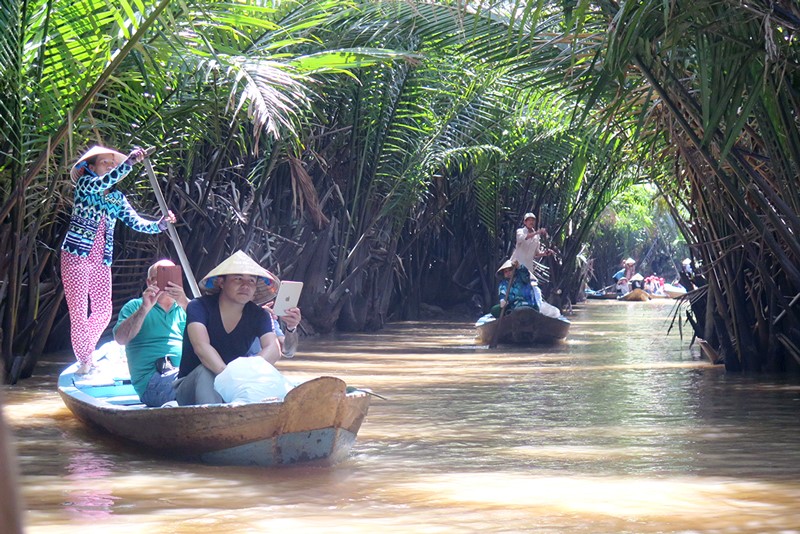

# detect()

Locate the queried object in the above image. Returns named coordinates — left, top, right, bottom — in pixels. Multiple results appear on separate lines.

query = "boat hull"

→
left=476, top=307, right=570, bottom=345
left=618, top=288, right=651, bottom=301
left=58, top=365, right=370, bottom=467
left=662, top=284, right=687, bottom=299
left=586, top=290, right=616, bottom=300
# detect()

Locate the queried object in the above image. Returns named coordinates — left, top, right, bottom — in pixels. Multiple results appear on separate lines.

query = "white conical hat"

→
left=201, top=250, right=280, bottom=301
left=70, top=146, right=127, bottom=181
left=496, top=259, right=515, bottom=275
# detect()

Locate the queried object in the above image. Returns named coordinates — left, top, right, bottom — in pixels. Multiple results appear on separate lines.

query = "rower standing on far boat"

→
left=510, top=212, right=550, bottom=276
left=509, top=212, right=562, bottom=317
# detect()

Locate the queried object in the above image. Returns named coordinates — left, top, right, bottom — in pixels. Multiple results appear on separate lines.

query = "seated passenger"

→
left=113, top=259, right=188, bottom=407
left=246, top=284, right=303, bottom=359
left=616, top=276, right=630, bottom=296
left=629, top=273, right=645, bottom=290
left=174, top=250, right=282, bottom=405
left=491, top=259, right=537, bottom=317
left=269, top=302, right=302, bottom=358
left=644, top=276, right=655, bottom=294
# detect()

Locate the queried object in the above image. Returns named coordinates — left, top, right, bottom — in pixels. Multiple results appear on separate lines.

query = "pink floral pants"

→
left=60, top=219, right=112, bottom=365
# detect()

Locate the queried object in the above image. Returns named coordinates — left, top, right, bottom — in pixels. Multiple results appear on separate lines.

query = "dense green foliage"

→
left=1, top=0, right=798, bottom=380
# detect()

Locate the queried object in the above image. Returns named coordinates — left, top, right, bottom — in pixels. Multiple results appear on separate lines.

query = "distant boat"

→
left=585, top=288, right=617, bottom=300
left=475, top=307, right=571, bottom=345
left=617, top=288, right=651, bottom=301
left=662, top=283, right=688, bottom=299
left=58, top=362, right=371, bottom=467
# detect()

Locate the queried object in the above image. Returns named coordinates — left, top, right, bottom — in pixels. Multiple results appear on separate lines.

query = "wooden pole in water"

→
left=0, top=388, right=23, bottom=533
left=490, top=267, right=518, bottom=348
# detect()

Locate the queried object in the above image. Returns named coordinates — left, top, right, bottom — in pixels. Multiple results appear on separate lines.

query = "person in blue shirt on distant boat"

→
left=113, top=259, right=188, bottom=407
left=491, top=259, right=538, bottom=317
left=612, top=257, right=637, bottom=288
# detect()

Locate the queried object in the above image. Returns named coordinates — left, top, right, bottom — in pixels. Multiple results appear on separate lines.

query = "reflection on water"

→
left=63, top=448, right=117, bottom=518
left=4, top=299, right=800, bottom=533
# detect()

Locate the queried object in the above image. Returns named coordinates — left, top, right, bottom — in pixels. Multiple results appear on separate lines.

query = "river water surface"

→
left=4, top=299, right=800, bottom=533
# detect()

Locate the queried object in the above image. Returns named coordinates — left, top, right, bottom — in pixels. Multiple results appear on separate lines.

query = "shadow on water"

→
left=3, top=299, right=800, bottom=533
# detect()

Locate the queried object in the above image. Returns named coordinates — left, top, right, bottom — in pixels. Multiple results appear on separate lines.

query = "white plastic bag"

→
left=538, top=300, right=562, bottom=318
left=214, top=357, right=295, bottom=404
left=92, top=340, right=126, bottom=363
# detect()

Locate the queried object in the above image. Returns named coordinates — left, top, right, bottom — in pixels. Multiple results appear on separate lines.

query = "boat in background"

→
left=58, top=358, right=371, bottom=467
left=585, top=288, right=617, bottom=300
left=475, top=307, right=571, bottom=345
left=663, top=283, right=688, bottom=299
left=618, top=288, right=651, bottom=301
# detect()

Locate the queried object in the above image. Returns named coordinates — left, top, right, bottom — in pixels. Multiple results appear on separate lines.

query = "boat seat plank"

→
left=77, top=384, right=139, bottom=399
left=104, top=396, right=146, bottom=407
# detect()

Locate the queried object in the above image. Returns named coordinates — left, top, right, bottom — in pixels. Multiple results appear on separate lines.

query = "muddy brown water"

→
left=3, top=299, right=800, bottom=533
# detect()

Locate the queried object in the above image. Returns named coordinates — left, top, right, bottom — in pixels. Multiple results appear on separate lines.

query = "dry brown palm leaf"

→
left=287, top=155, right=329, bottom=230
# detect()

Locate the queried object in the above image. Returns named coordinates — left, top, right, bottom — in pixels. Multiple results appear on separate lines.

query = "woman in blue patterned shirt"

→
left=61, top=145, right=175, bottom=375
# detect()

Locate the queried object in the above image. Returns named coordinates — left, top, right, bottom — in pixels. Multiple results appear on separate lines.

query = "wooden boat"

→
left=662, top=283, right=688, bottom=299
left=617, top=288, right=651, bottom=301
left=58, top=361, right=371, bottom=467
left=475, top=306, right=570, bottom=345
left=585, top=288, right=617, bottom=300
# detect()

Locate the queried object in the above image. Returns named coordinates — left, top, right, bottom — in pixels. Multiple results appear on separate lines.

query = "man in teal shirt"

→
left=114, top=260, right=188, bottom=406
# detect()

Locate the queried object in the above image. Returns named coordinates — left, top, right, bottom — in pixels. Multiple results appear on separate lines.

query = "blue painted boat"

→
left=58, top=362, right=371, bottom=467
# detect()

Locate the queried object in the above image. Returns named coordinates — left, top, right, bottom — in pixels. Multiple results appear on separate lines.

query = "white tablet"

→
left=272, top=281, right=303, bottom=316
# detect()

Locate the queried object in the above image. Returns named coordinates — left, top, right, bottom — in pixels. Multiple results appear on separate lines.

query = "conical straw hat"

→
left=201, top=250, right=280, bottom=301
left=496, top=259, right=514, bottom=275
left=71, top=146, right=127, bottom=181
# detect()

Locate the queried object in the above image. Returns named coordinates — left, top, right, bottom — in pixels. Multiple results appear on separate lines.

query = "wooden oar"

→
left=489, top=267, right=518, bottom=348
left=598, top=283, right=615, bottom=293
left=142, top=147, right=201, bottom=298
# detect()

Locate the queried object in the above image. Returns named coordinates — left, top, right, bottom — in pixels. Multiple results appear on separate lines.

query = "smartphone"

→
left=156, top=265, right=182, bottom=291
left=272, top=281, right=303, bottom=316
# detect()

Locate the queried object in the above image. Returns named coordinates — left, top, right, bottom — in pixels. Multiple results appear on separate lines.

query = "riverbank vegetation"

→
left=1, top=0, right=798, bottom=381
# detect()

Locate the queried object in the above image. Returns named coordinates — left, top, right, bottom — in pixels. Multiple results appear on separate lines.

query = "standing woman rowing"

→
left=61, top=145, right=176, bottom=375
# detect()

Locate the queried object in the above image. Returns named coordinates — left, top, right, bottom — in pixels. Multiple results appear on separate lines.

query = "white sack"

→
left=539, top=300, right=562, bottom=318
left=214, top=357, right=295, bottom=404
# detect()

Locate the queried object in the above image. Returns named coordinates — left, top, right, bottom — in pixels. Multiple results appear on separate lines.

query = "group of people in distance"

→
left=612, top=257, right=669, bottom=297
left=489, top=212, right=562, bottom=320
left=61, top=144, right=301, bottom=407
left=643, top=275, right=666, bottom=296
